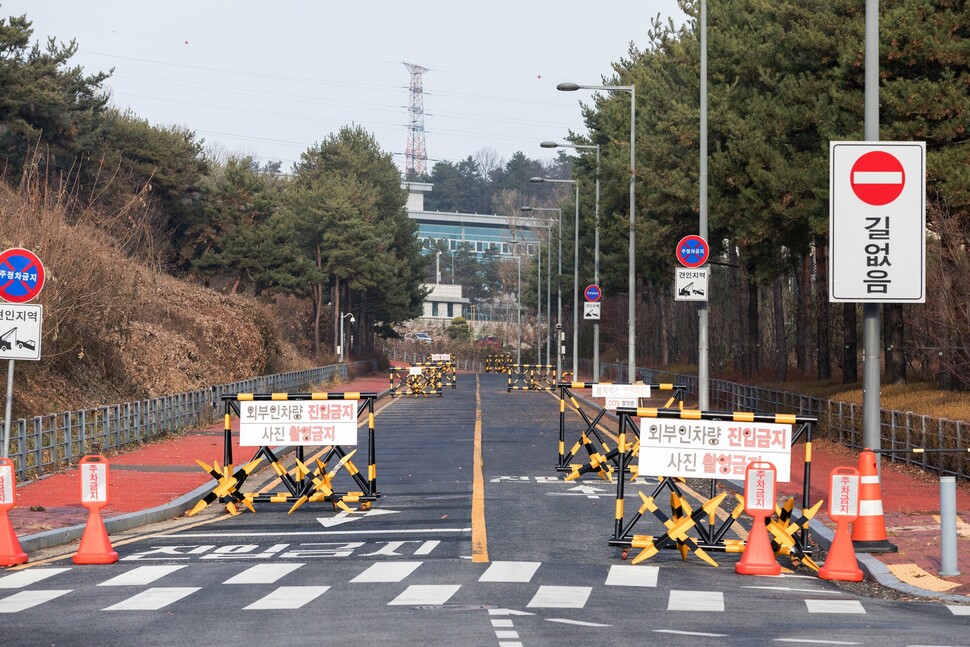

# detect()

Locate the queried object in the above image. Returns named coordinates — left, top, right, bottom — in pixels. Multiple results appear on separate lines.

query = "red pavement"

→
left=3, top=370, right=969, bottom=602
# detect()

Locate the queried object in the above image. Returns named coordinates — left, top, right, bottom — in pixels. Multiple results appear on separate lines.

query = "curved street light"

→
left=339, top=312, right=355, bottom=364
left=558, top=82, right=636, bottom=382
left=521, top=206, right=559, bottom=369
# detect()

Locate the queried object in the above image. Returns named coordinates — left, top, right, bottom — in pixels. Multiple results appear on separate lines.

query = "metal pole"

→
left=862, top=0, right=881, bottom=452
left=2, top=359, right=13, bottom=459
left=572, top=183, right=580, bottom=378
left=627, top=86, right=636, bottom=382
left=698, top=0, right=710, bottom=410
left=517, top=255, right=522, bottom=366
left=537, top=237, right=542, bottom=365
left=557, top=209, right=563, bottom=380
left=593, top=145, right=601, bottom=383
left=940, top=476, right=960, bottom=576
left=339, top=314, right=344, bottom=364
left=547, top=224, right=552, bottom=365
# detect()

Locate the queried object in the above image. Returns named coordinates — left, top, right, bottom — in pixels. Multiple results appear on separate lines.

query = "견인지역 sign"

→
left=0, top=248, right=45, bottom=304
left=676, top=235, right=709, bottom=268
left=829, top=142, right=925, bottom=303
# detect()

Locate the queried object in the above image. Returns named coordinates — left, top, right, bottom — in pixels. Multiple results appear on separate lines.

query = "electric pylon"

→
left=404, top=62, right=429, bottom=177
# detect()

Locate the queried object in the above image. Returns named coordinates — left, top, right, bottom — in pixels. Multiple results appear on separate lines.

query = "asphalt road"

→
left=1, top=373, right=967, bottom=647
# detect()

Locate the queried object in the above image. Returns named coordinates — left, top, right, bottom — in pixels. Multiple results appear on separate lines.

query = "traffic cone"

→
left=850, top=448, right=898, bottom=553
left=0, top=507, right=27, bottom=566
left=736, top=517, right=781, bottom=576
left=819, top=516, right=863, bottom=581
left=72, top=507, right=118, bottom=564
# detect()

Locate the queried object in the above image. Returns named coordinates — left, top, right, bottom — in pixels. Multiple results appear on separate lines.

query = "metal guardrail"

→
left=582, top=359, right=969, bottom=480
left=3, top=360, right=378, bottom=483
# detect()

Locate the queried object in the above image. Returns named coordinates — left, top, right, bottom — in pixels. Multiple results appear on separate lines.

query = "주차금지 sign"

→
left=239, top=401, right=359, bottom=447
left=639, top=420, right=792, bottom=481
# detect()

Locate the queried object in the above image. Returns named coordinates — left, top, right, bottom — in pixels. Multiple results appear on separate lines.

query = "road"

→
left=1, top=373, right=966, bottom=646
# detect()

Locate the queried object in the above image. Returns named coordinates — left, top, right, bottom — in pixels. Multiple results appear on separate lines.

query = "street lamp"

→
left=339, top=312, right=355, bottom=363
left=531, top=177, right=579, bottom=380
left=558, top=81, right=636, bottom=382
left=542, top=141, right=600, bottom=382
left=515, top=254, right=522, bottom=366
left=521, top=206, right=561, bottom=375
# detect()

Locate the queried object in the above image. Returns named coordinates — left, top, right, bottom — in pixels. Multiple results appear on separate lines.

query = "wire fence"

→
left=3, top=360, right=378, bottom=483
left=587, top=359, right=968, bottom=480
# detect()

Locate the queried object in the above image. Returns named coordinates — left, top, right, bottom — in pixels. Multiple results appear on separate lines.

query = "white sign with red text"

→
left=80, top=461, right=108, bottom=504
left=239, top=401, right=359, bottom=447
left=639, top=420, right=792, bottom=481
left=829, top=142, right=926, bottom=303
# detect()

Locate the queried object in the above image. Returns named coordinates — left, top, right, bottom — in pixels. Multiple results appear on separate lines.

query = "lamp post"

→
left=521, top=206, right=561, bottom=376
left=530, top=177, right=579, bottom=380
left=339, top=312, right=355, bottom=363
left=558, top=81, right=636, bottom=381
left=515, top=254, right=522, bottom=366
left=542, top=141, right=600, bottom=381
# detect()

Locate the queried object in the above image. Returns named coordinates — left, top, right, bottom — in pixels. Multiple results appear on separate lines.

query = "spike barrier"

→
left=188, top=392, right=380, bottom=516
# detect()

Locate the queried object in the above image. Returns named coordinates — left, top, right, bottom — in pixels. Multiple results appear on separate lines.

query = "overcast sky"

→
left=8, top=1, right=687, bottom=173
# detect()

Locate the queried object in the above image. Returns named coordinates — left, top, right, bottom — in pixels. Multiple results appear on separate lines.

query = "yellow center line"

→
left=471, top=374, right=488, bottom=563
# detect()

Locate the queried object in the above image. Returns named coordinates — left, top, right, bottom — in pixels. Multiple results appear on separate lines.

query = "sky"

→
left=8, top=1, right=688, bottom=174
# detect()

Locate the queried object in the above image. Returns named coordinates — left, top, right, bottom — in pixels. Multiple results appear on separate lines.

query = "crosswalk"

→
left=0, top=561, right=966, bottom=617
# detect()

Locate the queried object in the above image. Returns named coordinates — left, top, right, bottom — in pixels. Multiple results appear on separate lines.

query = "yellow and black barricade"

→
left=610, top=406, right=820, bottom=569
left=507, top=364, right=557, bottom=391
left=187, top=391, right=380, bottom=516
left=426, top=353, right=457, bottom=389
left=485, top=353, right=513, bottom=374
left=556, top=382, right=687, bottom=479
left=389, top=364, right=443, bottom=397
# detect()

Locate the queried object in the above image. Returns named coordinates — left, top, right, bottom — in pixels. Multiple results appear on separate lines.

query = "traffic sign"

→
left=850, top=151, right=905, bottom=206
left=0, top=248, right=45, bottom=304
left=584, top=284, right=601, bottom=302
left=0, top=303, right=42, bottom=361
left=830, top=142, right=925, bottom=303
left=676, top=235, right=709, bottom=268
left=583, top=302, right=600, bottom=320
left=674, top=267, right=709, bottom=302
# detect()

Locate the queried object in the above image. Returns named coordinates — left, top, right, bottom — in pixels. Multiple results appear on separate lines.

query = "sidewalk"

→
left=3, top=370, right=969, bottom=604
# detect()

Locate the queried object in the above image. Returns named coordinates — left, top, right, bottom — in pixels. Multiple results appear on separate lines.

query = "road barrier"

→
left=556, top=382, right=687, bottom=479
left=485, top=354, right=513, bottom=374
left=187, top=392, right=380, bottom=516
left=610, top=405, right=821, bottom=569
left=426, top=353, right=457, bottom=389
left=389, top=365, right=443, bottom=397
left=507, top=364, right=560, bottom=391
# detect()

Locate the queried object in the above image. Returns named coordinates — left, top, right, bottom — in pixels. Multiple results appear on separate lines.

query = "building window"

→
left=432, top=302, right=439, bottom=317
left=447, top=303, right=453, bottom=317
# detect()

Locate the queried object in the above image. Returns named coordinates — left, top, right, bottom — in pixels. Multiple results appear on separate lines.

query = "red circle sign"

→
left=0, top=248, right=45, bottom=303
left=584, top=284, right=601, bottom=302
left=676, top=235, right=709, bottom=268
left=850, top=151, right=905, bottom=206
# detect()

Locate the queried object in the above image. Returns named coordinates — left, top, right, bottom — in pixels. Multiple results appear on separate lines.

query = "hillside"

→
left=1, top=184, right=315, bottom=420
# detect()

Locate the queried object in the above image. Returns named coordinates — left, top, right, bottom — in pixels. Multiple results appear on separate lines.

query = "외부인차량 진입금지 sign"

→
left=239, top=401, right=359, bottom=447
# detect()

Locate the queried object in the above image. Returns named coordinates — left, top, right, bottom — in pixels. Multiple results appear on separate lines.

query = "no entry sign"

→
left=829, top=142, right=925, bottom=303
left=850, top=151, right=905, bottom=206
left=0, top=248, right=45, bottom=304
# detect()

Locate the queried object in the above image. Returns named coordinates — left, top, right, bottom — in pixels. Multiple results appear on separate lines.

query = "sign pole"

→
left=862, top=0, right=880, bottom=453
left=1, top=360, right=12, bottom=459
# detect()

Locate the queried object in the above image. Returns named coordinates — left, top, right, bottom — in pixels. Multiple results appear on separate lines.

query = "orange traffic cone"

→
left=819, top=515, right=864, bottom=581
left=850, top=449, right=898, bottom=553
left=0, top=508, right=27, bottom=566
left=736, top=516, right=781, bottom=575
left=72, top=506, right=118, bottom=564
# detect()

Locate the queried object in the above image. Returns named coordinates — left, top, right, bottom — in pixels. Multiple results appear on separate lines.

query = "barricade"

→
left=485, top=353, right=513, bottom=374
left=507, top=364, right=558, bottom=391
left=187, top=392, right=380, bottom=516
left=389, top=365, right=443, bottom=397
left=611, top=405, right=821, bottom=569
left=556, top=382, right=687, bottom=480
left=426, top=353, right=457, bottom=389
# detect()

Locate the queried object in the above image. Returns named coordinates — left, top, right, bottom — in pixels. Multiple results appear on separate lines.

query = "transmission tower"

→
left=404, top=62, right=429, bottom=177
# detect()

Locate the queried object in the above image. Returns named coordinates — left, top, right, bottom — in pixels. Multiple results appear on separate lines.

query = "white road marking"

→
left=387, top=584, right=460, bottom=605
left=224, top=563, right=303, bottom=584
left=491, top=619, right=514, bottom=627
left=243, top=586, right=330, bottom=610
left=0, top=590, right=71, bottom=613
left=774, top=639, right=862, bottom=645
left=350, top=561, right=422, bottom=583
left=479, top=561, right=540, bottom=583
left=654, top=629, right=728, bottom=638
left=98, top=565, right=187, bottom=586
left=948, top=605, right=970, bottom=616
left=743, top=585, right=842, bottom=594
left=547, top=618, right=612, bottom=627
left=668, top=590, right=724, bottom=611
left=605, top=564, right=658, bottom=587
left=317, top=508, right=400, bottom=528
left=494, top=630, right=520, bottom=639
left=488, top=608, right=534, bottom=616
left=0, top=568, right=71, bottom=589
left=805, top=599, right=866, bottom=614
left=526, top=586, right=592, bottom=609
left=103, top=587, right=200, bottom=611
left=171, top=528, right=470, bottom=537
